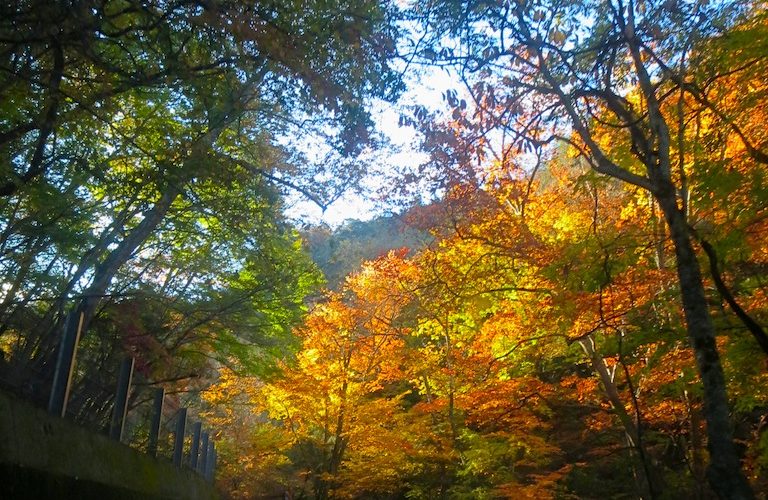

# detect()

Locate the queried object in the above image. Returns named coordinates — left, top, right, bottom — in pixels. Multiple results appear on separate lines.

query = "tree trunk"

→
left=656, top=188, right=754, bottom=499
left=579, top=335, right=660, bottom=499
left=23, top=124, right=227, bottom=402
left=685, top=390, right=707, bottom=499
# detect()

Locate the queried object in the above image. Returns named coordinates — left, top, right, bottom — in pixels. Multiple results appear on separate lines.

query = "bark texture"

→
left=656, top=188, right=754, bottom=499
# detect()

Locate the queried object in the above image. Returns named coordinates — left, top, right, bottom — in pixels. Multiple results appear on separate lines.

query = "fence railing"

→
left=44, top=312, right=217, bottom=481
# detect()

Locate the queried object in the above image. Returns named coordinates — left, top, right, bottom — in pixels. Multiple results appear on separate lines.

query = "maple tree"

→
left=203, top=119, right=768, bottom=497
left=202, top=255, right=417, bottom=498
left=401, top=1, right=768, bottom=497
left=195, top=3, right=768, bottom=497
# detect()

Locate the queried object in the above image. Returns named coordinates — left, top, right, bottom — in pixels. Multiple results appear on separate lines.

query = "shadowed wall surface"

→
left=0, top=390, right=217, bottom=499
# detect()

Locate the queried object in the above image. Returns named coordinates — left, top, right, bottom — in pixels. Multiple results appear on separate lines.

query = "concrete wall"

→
left=0, top=390, right=218, bottom=499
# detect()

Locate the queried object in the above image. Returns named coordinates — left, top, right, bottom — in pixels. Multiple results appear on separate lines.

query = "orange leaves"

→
left=560, top=375, right=600, bottom=406
left=332, top=399, right=421, bottom=497
left=550, top=266, right=677, bottom=342
left=241, top=254, right=422, bottom=496
left=458, top=377, right=553, bottom=432
left=346, top=248, right=419, bottom=302
left=199, top=367, right=298, bottom=499
left=495, top=464, right=573, bottom=500
left=208, top=80, right=768, bottom=496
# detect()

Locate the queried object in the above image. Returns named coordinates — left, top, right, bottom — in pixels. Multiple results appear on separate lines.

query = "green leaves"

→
left=0, top=0, right=407, bottom=445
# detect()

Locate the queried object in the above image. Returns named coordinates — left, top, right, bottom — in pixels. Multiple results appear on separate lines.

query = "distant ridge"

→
left=302, top=212, right=432, bottom=289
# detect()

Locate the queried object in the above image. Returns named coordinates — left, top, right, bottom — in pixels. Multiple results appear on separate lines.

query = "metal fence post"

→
left=212, top=445, right=217, bottom=481
left=48, top=312, right=84, bottom=417
left=205, top=442, right=216, bottom=482
left=147, top=388, right=164, bottom=457
left=189, top=421, right=202, bottom=468
left=172, top=407, right=187, bottom=467
left=198, top=431, right=209, bottom=473
left=109, top=357, right=134, bottom=441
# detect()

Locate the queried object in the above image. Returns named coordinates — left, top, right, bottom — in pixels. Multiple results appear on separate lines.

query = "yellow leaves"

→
left=204, top=78, right=768, bottom=495
left=301, top=346, right=320, bottom=364
left=331, top=398, right=421, bottom=497
left=617, top=190, right=650, bottom=227
left=200, top=366, right=305, bottom=498
left=346, top=249, right=419, bottom=302
left=201, top=366, right=261, bottom=411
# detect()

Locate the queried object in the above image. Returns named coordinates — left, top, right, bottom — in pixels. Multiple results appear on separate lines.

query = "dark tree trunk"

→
left=22, top=123, right=227, bottom=402
left=656, top=187, right=754, bottom=499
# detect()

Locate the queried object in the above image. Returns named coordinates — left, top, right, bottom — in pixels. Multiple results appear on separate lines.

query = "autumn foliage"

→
left=198, top=6, right=768, bottom=495
left=203, top=143, right=768, bottom=498
left=4, top=0, right=768, bottom=498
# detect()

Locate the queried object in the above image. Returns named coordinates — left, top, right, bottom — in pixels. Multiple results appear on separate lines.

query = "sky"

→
left=283, top=67, right=455, bottom=228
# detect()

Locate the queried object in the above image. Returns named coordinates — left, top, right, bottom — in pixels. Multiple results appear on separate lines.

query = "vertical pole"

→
left=147, top=388, right=164, bottom=457
left=205, top=443, right=216, bottom=482
left=189, top=421, right=202, bottom=469
left=173, top=408, right=187, bottom=467
left=109, top=357, right=135, bottom=441
left=211, top=446, right=217, bottom=482
left=48, top=312, right=84, bottom=417
left=198, top=431, right=209, bottom=473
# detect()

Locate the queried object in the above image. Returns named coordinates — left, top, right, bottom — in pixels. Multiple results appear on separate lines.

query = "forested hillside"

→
left=303, top=214, right=431, bottom=288
left=2, top=1, right=768, bottom=499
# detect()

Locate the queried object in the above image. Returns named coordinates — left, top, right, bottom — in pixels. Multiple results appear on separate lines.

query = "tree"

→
left=254, top=257, right=416, bottom=499
left=410, top=1, right=768, bottom=496
left=0, top=0, right=404, bottom=410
